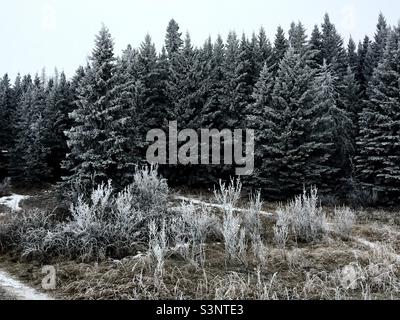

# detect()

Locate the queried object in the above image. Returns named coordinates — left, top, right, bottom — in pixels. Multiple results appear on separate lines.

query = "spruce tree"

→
left=321, top=14, right=347, bottom=77
left=165, top=19, right=183, bottom=58
left=222, top=32, right=240, bottom=128
left=10, top=76, right=51, bottom=184
left=356, top=27, right=400, bottom=203
left=356, top=36, right=372, bottom=94
left=309, top=25, right=323, bottom=67
left=371, top=13, right=390, bottom=67
left=272, top=26, right=289, bottom=74
left=347, top=37, right=358, bottom=72
left=246, top=62, right=275, bottom=187
left=63, top=25, right=134, bottom=190
left=44, top=72, right=74, bottom=179
left=309, top=63, right=353, bottom=193
left=138, top=35, right=170, bottom=131
left=257, top=48, right=316, bottom=198
left=0, top=74, right=14, bottom=177
left=289, top=22, right=307, bottom=54
left=201, top=35, right=226, bottom=128
left=228, top=34, right=257, bottom=127
left=255, top=27, right=272, bottom=74
left=340, top=66, right=361, bottom=146
left=173, top=32, right=199, bottom=127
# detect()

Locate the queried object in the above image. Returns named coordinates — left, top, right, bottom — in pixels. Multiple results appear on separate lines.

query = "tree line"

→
left=0, top=13, right=399, bottom=204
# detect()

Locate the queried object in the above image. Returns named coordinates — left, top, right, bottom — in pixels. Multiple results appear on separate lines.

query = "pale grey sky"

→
left=1, top=0, right=399, bottom=80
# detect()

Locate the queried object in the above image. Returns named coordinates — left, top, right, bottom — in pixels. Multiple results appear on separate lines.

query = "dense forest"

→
left=0, top=13, right=399, bottom=205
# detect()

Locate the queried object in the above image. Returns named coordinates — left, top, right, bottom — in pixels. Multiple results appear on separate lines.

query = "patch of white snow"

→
left=0, top=194, right=30, bottom=211
left=0, top=270, right=53, bottom=300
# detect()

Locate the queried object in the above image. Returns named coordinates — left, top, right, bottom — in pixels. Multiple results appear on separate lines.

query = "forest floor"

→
left=0, top=187, right=399, bottom=300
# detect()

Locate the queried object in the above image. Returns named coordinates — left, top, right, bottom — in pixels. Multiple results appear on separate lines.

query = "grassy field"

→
left=0, top=174, right=399, bottom=300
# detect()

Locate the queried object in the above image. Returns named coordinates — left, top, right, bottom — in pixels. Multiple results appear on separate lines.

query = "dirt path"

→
left=0, top=269, right=52, bottom=300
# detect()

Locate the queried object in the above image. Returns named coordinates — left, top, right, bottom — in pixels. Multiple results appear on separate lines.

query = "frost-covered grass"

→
left=0, top=166, right=171, bottom=261
left=276, top=187, right=328, bottom=243
left=0, top=174, right=399, bottom=300
left=333, top=207, right=356, bottom=240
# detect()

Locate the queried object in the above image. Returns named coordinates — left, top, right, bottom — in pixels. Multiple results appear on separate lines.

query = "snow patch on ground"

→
left=0, top=270, right=53, bottom=300
left=0, top=194, right=30, bottom=211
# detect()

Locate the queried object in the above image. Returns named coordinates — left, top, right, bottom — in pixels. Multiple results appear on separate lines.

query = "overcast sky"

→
left=1, top=0, right=399, bottom=80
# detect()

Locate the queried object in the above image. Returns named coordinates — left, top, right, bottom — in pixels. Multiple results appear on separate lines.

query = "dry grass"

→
left=0, top=178, right=399, bottom=300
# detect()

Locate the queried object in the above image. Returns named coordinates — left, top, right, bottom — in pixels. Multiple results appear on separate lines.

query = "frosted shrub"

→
left=238, top=228, right=248, bottom=265
left=129, top=165, right=169, bottom=214
left=0, top=209, right=57, bottom=260
left=214, top=178, right=242, bottom=210
left=285, top=187, right=327, bottom=243
left=172, top=203, right=219, bottom=266
left=1, top=166, right=171, bottom=261
left=222, top=208, right=243, bottom=263
left=61, top=170, right=169, bottom=260
left=273, top=208, right=289, bottom=253
left=334, top=207, right=355, bottom=240
left=149, top=220, right=168, bottom=287
left=251, top=233, right=268, bottom=267
left=243, top=191, right=262, bottom=236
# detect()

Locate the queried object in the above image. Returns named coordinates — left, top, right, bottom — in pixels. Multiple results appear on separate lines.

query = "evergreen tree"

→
left=321, top=14, right=347, bottom=77
left=45, top=72, right=74, bottom=179
left=257, top=48, right=316, bottom=198
left=371, top=13, right=390, bottom=67
left=228, top=34, right=257, bottom=127
left=63, top=25, right=134, bottom=190
left=246, top=62, right=275, bottom=187
left=165, top=19, right=184, bottom=57
left=138, top=35, right=170, bottom=131
left=222, top=31, right=240, bottom=127
left=272, top=26, right=289, bottom=74
left=356, top=36, right=372, bottom=94
left=356, top=27, right=400, bottom=203
left=8, top=75, right=32, bottom=182
left=255, top=27, right=273, bottom=74
left=347, top=37, right=358, bottom=72
left=10, top=76, right=51, bottom=184
left=309, top=63, right=353, bottom=192
left=113, top=47, right=146, bottom=184
left=340, top=66, right=361, bottom=145
left=289, top=22, right=307, bottom=54
left=0, top=74, right=14, bottom=177
left=164, top=20, right=185, bottom=122
left=201, top=35, right=226, bottom=128
left=172, top=32, right=200, bottom=127
left=309, top=25, right=323, bottom=67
